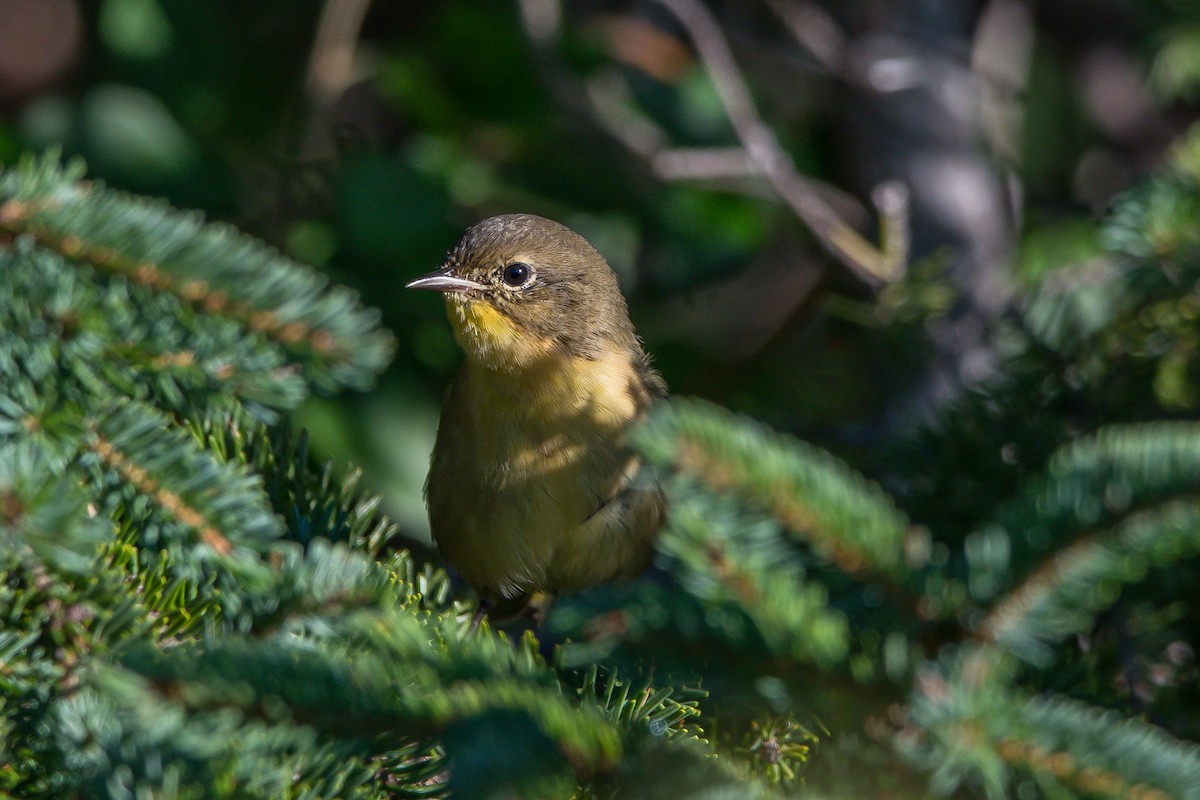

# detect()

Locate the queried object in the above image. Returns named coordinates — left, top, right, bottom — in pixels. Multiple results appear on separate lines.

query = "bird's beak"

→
left=405, top=269, right=486, bottom=293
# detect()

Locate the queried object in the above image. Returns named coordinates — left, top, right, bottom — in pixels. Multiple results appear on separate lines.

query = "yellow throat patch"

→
left=446, top=297, right=551, bottom=371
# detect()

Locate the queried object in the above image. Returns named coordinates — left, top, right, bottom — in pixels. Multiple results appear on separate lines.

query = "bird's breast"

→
left=460, top=342, right=643, bottom=445
left=426, top=344, right=654, bottom=597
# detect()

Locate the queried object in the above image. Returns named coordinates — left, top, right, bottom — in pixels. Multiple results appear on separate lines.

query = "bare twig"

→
left=971, top=0, right=1036, bottom=166
left=583, top=67, right=867, bottom=224
left=304, top=0, right=373, bottom=105
left=762, top=0, right=848, bottom=75
left=582, top=69, right=667, bottom=158
left=517, top=0, right=563, bottom=43
left=653, top=0, right=907, bottom=284
left=515, top=0, right=906, bottom=284
left=873, top=180, right=911, bottom=281
left=653, top=148, right=761, bottom=182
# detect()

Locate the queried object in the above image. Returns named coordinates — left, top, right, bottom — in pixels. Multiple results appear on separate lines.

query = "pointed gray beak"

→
left=405, top=269, right=486, bottom=293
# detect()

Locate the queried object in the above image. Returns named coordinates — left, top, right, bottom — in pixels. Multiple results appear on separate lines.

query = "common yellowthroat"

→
left=407, top=214, right=666, bottom=618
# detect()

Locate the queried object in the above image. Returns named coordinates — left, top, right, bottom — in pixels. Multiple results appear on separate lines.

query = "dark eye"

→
left=502, top=262, right=533, bottom=287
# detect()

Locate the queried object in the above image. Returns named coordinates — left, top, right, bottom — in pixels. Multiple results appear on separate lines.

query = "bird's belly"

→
left=427, top=350, right=662, bottom=599
left=440, top=477, right=578, bottom=597
left=429, top=430, right=654, bottom=598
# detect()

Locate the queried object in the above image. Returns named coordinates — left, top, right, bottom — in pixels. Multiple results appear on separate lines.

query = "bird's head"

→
left=407, top=214, right=637, bottom=371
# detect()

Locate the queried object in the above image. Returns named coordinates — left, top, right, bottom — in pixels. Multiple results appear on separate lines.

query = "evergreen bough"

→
left=3, top=147, right=1200, bottom=798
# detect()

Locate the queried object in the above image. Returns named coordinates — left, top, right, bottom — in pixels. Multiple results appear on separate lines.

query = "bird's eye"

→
left=502, top=262, right=533, bottom=287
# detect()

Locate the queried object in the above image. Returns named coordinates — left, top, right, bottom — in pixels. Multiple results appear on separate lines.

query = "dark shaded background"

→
left=0, top=0, right=1194, bottom=551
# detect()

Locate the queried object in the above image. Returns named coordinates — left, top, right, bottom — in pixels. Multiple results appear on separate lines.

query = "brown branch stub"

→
left=150, top=350, right=197, bottom=370
left=0, top=199, right=30, bottom=225
left=873, top=180, right=911, bottom=281
left=89, top=433, right=233, bottom=556
left=1, top=488, right=24, bottom=527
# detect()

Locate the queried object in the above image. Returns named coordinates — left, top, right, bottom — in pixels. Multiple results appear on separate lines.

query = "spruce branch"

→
left=739, top=716, right=819, bottom=786
left=0, top=445, right=105, bottom=574
left=101, top=542, right=219, bottom=643
left=196, top=418, right=399, bottom=556
left=970, top=422, right=1200, bottom=603
left=0, top=152, right=395, bottom=394
left=908, top=650, right=1200, bottom=800
left=117, top=612, right=624, bottom=782
left=587, top=738, right=774, bottom=800
left=239, top=539, right=443, bottom=637
left=0, top=243, right=307, bottom=420
left=0, top=558, right=87, bottom=797
left=1021, top=163, right=1200, bottom=390
left=634, top=398, right=916, bottom=579
left=1104, top=171, right=1200, bottom=270
left=979, top=499, right=1200, bottom=665
left=655, top=484, right=851, bottom=668
left=86, top=400, right=282, bottom=563
left=575, top=663, right=707, bottom=744
left=57, top=666, right=388, bottom=800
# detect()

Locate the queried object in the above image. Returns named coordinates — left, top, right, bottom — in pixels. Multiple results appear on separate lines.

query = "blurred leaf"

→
left=81, top=84, right=198, bottom=181
left=99, top=0, right=173, bottom=60
left=1151, top=24, right=1200, bottom=104
left=1016, top=218, right=1103, bottom=283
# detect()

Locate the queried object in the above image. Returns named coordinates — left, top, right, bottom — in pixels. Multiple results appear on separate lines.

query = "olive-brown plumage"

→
left=408, top=214, right=666, bottom=610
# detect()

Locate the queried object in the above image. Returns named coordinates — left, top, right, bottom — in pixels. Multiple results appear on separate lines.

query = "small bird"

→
left=407, top=214, right=666, bottom=620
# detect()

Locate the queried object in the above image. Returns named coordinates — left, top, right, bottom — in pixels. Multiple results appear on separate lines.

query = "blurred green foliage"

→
left=5, top=1, right=1200, bottom=796
left=3, top=1, right=764, bottom=538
